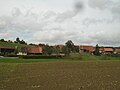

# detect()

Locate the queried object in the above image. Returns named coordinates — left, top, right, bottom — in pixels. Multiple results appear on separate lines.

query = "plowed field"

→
left=0, top=61, right=120, bottom=90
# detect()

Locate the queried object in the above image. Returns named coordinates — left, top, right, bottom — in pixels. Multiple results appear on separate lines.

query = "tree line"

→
left=0, top=37, right=27, bottom=45
left=0, top=37, right=101, bottom=56
left=0, top=38, right=79, bottom=55
left=39, top=40, right=80, bottom=55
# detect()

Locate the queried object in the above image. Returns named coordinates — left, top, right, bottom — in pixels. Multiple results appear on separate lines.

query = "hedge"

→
left=19, top=55, right=64, bottom=59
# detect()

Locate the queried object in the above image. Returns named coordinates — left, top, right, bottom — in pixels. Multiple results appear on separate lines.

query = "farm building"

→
left=114, top=48, right=120, bottom=54
left=27, top=45, right=43, bottom=55
left=79, top=45, right=116, bottom=55
left=80, top=45, right=95, bottom=53
left=102, top=47, right=114, bottom=54
left=0, top=46, right=15, bottom=55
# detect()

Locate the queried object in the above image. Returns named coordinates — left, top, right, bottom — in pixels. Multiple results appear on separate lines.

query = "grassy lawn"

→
left=0, top=58, right=64, bottom=63
left=0, top=42, right=28, bottom=47
left=0, top=61, right=120, bottom=90
left=0, top=53, right=120, bottom=63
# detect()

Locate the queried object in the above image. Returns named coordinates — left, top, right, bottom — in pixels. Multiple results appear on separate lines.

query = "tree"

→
left=43, top=44, right=52, bottom=55
left=15, top=37, right=27, bottom=44
left=65, top=40, right=75, bottom=55
left=8, top=40, right=12, bottom=43
left=62, top=46, right=69, bottom=55
left=16, top=37, right=20, bottom=43
left=94, top=44, right=100, bottom=56
left=0, top=39, right=5, bottom=42
left=53, top=45, right=60, bottom=55
left=20, top=40, right=27, bottom=44
left=74, top=46, right=79, bottom=53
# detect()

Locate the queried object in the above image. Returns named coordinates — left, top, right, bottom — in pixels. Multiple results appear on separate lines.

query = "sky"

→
left=0, top=0, right=120, bottom=46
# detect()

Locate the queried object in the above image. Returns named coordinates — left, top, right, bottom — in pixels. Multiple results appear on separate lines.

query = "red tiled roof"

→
left=115, top=48, right=120, bottom=53
left=28, top=46, right=42, bottom=54
left=103, top=48, right=113, bottom=52
left=80, top=45, right=94, bottom=52
left=0, top=46, right=15, bottom=49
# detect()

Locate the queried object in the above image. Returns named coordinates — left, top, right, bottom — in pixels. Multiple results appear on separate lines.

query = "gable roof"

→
left=0, top=46, right=15, bottom=49
left=103, top=48, right=113, bottom=52
left=80, top=45, right=95, bottom=52
left=115, top=48, right=120, bottom=53
left=28, top=46, right=42, bottom=54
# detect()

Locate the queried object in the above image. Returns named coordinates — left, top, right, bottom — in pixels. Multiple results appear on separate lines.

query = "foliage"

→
left=94, top=44, right=100, bottom=56
left=0, top=41, right=28, bottom=47
left=64, top=40, right=75, bottom=55
left=43, top=44, right=52, bottom=55
left=0, top=39, right=5, bottom=42
left=14, top=37, right=27, bottom=44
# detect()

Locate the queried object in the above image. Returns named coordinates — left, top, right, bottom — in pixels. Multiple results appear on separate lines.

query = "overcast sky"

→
left=0, top=0, right=120, bottom=46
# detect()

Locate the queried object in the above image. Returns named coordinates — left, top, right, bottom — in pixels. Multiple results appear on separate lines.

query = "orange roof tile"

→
left=103, top=48, right=113, bottom=52
left=115, top=48, right=120, bottom=53
left=80, top=45, right=94, bottom=52
left=28, top=46, right=42, bottom=53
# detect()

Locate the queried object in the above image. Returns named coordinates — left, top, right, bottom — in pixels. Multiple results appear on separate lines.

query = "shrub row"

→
left=19, top=55, right=64, bottom=59
left=106, top=54, right=120, bottom=57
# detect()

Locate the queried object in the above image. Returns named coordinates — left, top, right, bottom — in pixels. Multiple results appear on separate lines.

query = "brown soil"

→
left=0, top=61, right=120, bottom=90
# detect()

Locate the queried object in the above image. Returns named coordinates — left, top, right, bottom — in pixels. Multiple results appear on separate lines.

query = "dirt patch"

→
left=0, top=61, right=120, bottom=90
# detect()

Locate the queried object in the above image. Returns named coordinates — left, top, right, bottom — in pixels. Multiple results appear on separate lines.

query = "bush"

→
left=100, top=55, right=111, bottom=60
left=19, top=55, right=64, bottom=59
left=106, top=54, right=120, bottom=57
left=64, top=53, right=83, bottom=60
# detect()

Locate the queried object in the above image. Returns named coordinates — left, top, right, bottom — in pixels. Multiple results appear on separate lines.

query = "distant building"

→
left=27, top=45, right=43, bottom=55
left=56, top=45, right=64, bottom=53
left=0, top=46, right=15, bottom=55
left=102, top=47, right=114, bottom=54
left=79, top=45, right=116, bottom=55
left=80, top=45, right=95, bottom=53
left=114, top=48, right=120, bottom=54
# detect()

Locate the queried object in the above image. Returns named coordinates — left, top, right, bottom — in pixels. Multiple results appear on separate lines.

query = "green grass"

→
left=64, top=53, right=120, bottom=61
left=0, top=58, right=64, bottom=63
left=0, top=41, right=30, bottom=52
left=0, top=41, right=28, bottom=47
left=0, top=53, right=120, bottom=63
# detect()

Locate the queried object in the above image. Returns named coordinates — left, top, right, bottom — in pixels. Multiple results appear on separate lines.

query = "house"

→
left=102, top=47, right=114, bottom=54
left=114, top=48, right=120, bottom=54
left=27, top=45, right=43, bottom=55
left=0, top=46, right=15, bottom=55
left=56, top=45, right=64, bottom=53
left=80, top=45, right=95, bottom=53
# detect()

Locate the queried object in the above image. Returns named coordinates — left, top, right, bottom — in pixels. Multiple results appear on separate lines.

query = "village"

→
left=0, top=41, right=120, bottom=57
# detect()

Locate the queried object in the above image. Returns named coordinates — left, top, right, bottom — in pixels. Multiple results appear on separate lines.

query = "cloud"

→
left=12, top=7, right=22, bottom=17
left=88, top=0, right=120, bottom=19
left=55, top=0, right=86, bottom=23
left=111, top=2, right=120, bottom=20
left=0, top=1, right=120, bottom=46
left=55, top=11, right=76, bottom=22
left=89, top=31, right=120, bottom=46
left=88, top=0, right=108, bottom=10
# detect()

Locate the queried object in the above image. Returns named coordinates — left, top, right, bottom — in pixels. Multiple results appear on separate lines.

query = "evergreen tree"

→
left=94, top=44, right=100, bottom=56
left=65, top=40, right=75, bottom=55
left=0, top=39, right=5, bottom=42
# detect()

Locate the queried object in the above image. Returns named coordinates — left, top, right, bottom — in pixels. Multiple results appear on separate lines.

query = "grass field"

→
left=0, top=53, right=120, bottom=63
left=0, top=60, right=120, bottom=90
left=0, top=58, right=64, bottom=63
left=0, top=42, right=28, bottom=47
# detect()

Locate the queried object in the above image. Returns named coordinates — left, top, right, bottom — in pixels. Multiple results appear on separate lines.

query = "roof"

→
left=0, top=46, right=15, bottom=49
left=28, top=46, right=42, bottom=54
left=115, top=48, right=120, bottom=53
left=103, top=48, right=113, bottom=52
left=57, top=45, right=64, bottom=49
left=80, top=45, right=95, bottom=52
